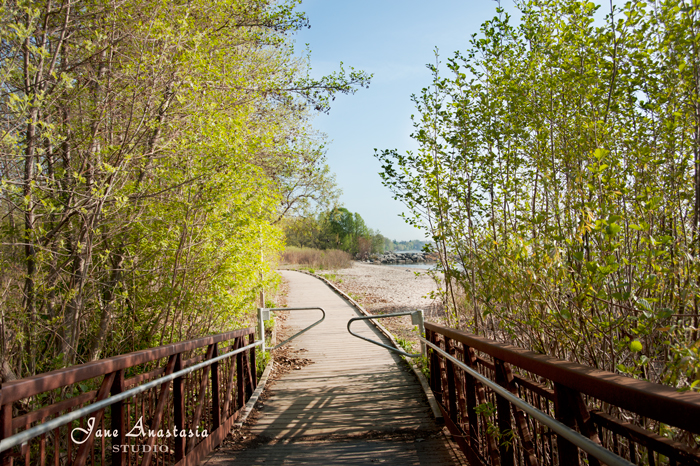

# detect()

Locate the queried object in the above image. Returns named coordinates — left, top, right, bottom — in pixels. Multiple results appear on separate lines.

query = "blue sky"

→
left=294, top=0, right=518, bottom=241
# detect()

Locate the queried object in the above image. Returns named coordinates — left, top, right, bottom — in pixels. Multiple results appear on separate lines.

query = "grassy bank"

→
left=281, top=247, right=352, bottom=270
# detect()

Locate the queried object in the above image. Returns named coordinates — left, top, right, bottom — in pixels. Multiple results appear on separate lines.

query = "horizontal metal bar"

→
left=420, top=336, right=634, bottom=466
left=348, top=312, right=421, bottom=358
left=424, top=322, right=700, bottom=436
left=267, top=307, right=325, bottom=349
left=0, top=340, right=262, bottom=454
left=0, top=327, right=255, bottom=405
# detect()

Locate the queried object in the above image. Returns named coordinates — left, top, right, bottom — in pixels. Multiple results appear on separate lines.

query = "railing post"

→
left=0, top=390, right=12, bottom=466
left=444, top=337, right=458, bottom=426
left=110, top=369, right=126, bottom=466
left=427, top=330, right=442, bottom=404
left=560, top=383, right=602, bottom=466
left=211, top=342, right=221, bottom=430
left=173, top=353, right=185, bottom=461
left=412, top=310, right=425, bottom=356
left=454, top=345, right=468, bottom=431
left=494, top=359, right=539, bottom=466
left=257, top=308, right=267, bottom=353
left=554, top=382, right=581, bottom=466
left=494, top=358, right=515, bottom=466
left=463, top=346, right=480, bottom=453
left=75, top=372, right=117, bottom=466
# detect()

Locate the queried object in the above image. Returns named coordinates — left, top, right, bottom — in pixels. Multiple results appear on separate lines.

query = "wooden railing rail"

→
left=0, top=327, right=258, bottom=466
left=425, top=322, right=700, bottom=466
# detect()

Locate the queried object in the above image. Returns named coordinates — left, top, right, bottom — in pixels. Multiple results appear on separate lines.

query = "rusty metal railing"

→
left=0, top=327, right=259, bottom=466
left=425, top=322, right=700, bottom=466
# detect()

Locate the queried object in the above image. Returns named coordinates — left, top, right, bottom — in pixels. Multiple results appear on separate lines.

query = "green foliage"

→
left=415, top=355, right=430, bottom=380
left=0, top=0, right=369, bottom=376
left=377, top=0, right=700, bottom=389
left=389, top=240, right=430, bottom=251
left=395, top=336, right=415, bottom=355
left=257, top=350, right=271, bottom=379
left=284, top=206, right=388, bottom=256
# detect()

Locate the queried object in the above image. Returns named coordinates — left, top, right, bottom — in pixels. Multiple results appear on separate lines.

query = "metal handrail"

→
left=0, top=340, right=262, bottom=454
left=259, top=307, right=325, bottom=350
left=347, top=311, right=424, bottom=358
left=419, top=335, right=634, bottom=466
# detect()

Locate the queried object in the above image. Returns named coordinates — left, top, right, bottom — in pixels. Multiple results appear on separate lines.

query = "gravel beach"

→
left=310, top=262, right=445, bottom=349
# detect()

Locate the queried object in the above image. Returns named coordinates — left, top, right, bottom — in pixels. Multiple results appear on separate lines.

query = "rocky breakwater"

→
left=366, top=251, right=438, bottom=265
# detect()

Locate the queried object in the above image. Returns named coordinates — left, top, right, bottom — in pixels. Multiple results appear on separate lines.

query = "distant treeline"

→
left=283, top=208, right=428, bottom=256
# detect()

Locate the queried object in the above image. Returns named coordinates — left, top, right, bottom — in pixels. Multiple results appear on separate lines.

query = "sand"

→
left=311, top=262, right=445, bottom=349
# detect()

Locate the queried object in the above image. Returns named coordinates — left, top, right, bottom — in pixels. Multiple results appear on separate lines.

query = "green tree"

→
left=0, top=0, right=370, bottom=376
left=377, top=0, right=700, bottom=389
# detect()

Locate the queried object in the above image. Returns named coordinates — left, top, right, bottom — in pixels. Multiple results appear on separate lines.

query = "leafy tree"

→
left=0, top=0, right=370, bottom=376
left=377, top=0, right=700, bottom=390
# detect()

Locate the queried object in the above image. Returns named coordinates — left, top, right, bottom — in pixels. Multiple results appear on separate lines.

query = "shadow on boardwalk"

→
left=204, top=270, right=464, bottom=465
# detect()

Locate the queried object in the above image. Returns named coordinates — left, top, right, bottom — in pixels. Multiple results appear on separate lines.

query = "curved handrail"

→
left=267, top=307, right=326, bottom=349
left=347, top=312, right=422, bottom=358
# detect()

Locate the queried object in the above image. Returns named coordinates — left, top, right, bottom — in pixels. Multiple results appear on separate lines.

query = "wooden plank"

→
left=205, top=271, right=464, bottom=465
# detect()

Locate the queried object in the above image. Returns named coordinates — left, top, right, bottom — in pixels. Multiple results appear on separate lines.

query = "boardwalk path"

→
left=205, top=270, right=461, bottom=465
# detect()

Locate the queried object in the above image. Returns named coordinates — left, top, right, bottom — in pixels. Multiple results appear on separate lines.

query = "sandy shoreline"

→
left=286, top=262, right=445, bottom=350
left=323, top=262, right=442, bottom=313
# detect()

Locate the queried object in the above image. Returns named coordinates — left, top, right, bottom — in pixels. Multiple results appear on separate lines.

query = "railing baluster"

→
left=211, top=342, right=221, bottom=431
left=554, top=382, right=580, bottom=466
left=111, top=369, right=126, bottom=466
left=140, top=355, right=178, bottom=466
left=494, top=359, right=515, bottom=466
left=455, top=346, right=468, bottom=432
left=242, top=343, right=253, bottom=400
left=187, top=345, right=215, bottom=453
left=66, top=409, right=73, bottom=463
left=445, top=337, right=458, bottom=426
left=463, top=345, right=480, bottom=453
left=0, top=394, right=11, bottom=466
left=22, top=419, right=29, bottom=465
left=427, top=329, right=442, bottom=404
left=222, top=339, right=240, bottom=419
left=53, top=422, right=58, bottom=466
left=248, top=334, right=257, bottom=393
left=496, top=359, right=540, bottom=466
left=569, top=391, right=601, bottom=466
left=39, top=417, right=45, bottom=466
left=173, top=353, right=185, bottom=462
left=75, top=372, right=117, bottom=466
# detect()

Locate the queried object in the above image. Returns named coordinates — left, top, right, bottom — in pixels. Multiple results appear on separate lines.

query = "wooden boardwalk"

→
left=205, top=270, right=462, bottom=465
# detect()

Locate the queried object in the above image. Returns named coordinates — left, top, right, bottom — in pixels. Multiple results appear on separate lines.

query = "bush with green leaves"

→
left=378, top=0, right=700, bottom=389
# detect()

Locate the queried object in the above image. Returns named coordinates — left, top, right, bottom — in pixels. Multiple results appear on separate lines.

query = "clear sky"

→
left=294, top=0, right=518, bottom=241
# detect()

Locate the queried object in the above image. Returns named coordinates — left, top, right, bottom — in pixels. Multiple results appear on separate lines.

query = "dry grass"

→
left=281, top=247, right=352, bottom=270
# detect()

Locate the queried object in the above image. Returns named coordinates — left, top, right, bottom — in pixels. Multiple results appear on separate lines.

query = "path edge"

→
left=296, top=269, right=444, bottom=424
left=234, top=359, right=274, bottom=428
